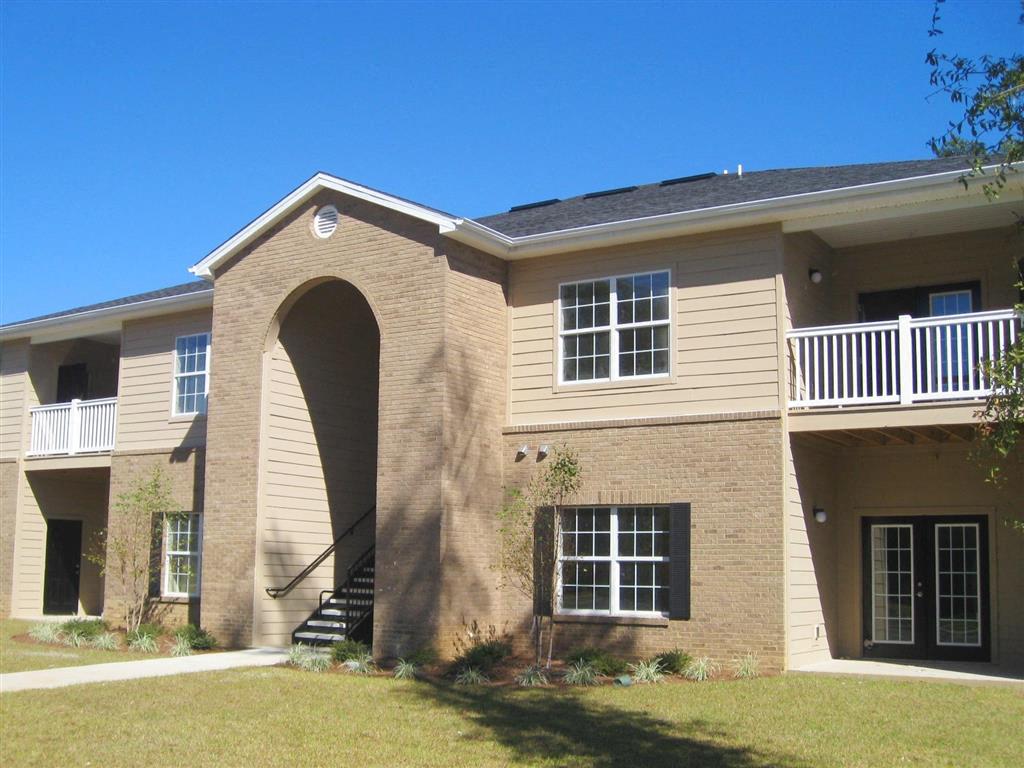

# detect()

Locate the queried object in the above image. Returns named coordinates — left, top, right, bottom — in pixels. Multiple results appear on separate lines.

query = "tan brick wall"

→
left=104, top=449, right=205, bottom=630
left=0, top=460, right=19, bottom=615
left=203, top=191, right=454, bottom=651
left=502, top=414, right=787, bottom=671
left=436, top=243, right=509, bottom=654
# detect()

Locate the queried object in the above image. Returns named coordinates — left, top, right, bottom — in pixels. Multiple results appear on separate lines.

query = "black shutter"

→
left=669, top=502, right=691, bottom=620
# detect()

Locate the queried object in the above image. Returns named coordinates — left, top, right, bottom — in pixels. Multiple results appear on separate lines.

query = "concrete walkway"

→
left=792, top=658, right=1024, bottom=688
left=0, top=648, right=289, bottom=693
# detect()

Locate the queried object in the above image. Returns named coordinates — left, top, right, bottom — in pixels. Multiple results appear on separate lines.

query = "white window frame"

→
left=556, top=506, right=670, bottom=618
left=934, top=522, right=982, bottom=648
left=556, top=270, right=672, bottom=385
left=869, top=523, right=915, bottom=645
left=162, top=513, right=202, bottom=599
left=172, top=333, right=211, bottom=417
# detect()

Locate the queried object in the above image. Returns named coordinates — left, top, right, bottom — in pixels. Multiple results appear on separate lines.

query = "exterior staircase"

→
left=292, top=546, right=375, bottom=646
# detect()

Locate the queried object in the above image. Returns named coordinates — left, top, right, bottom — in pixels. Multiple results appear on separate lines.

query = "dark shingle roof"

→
left=2, top=281, right=212, bottom=329
left=476, top=157, right=977, bottom=237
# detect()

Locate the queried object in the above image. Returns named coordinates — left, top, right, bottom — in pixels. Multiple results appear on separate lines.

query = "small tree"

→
left=88, top=467, right=177, bottom=632
left=495, top=446, right=581, bottom=668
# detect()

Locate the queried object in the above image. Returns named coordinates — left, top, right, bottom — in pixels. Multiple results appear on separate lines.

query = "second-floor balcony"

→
left=28, top=397, right=118, bottom=456
left=787, top=309, right=1020, bottom=410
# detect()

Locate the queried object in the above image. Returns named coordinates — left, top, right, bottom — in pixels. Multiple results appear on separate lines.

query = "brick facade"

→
left=501, top=414, right=787, bottom=671
left=103, top=448, right=206, bottom=628
left=0, top=460, right=19, bottom=616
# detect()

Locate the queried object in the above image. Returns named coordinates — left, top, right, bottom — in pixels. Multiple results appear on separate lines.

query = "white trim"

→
left=162, top=513, right=202, bottom=599
left=557, top=270, right=672, bottom=386
left=189, top=172, right=458, bottom=278
left=190, top=163, right=1022, bottom=277
left=0, top=289, right=213, bottom=343
left=869, top=523, right=915, bottom=646
left=557, top=506, right=670, bottom=619
left=171, top=332, right=211, bottom=417
left=934, top=522, right=983, bottom=648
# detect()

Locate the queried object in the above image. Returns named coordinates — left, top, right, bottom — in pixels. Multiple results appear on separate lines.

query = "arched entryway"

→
left=254, top=278, right=380, bottom=647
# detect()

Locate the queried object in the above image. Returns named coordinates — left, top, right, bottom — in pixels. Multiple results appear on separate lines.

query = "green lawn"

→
left=0, top=618, right=167, bottom=674
left=2, top=665, right=1021, bottom=767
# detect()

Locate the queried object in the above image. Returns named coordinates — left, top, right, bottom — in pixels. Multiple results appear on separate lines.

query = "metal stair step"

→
left=307, top=619, right=345, bottom=629
left=294, top=631, right=343, bottom=642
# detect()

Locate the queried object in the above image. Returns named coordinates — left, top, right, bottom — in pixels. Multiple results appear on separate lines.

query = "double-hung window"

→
left=173, top=333, right=210, bottom=416
left=163, top=513, right=202, bottom=598
left=559, top=271, right=670, bottom=384
left=559, top=506, right=670, bottom=616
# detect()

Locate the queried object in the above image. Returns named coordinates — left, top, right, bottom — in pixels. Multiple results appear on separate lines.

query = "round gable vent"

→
left=313, top=204, right=339, bottom=239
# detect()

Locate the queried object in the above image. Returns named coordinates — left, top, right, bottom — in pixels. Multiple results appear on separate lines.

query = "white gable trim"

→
left=193, top=164, right=1021, bottom=277
left=189, top=173, right=460, bottom=278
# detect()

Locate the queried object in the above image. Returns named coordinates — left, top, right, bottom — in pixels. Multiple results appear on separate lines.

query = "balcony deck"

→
left=28, top=397, right=117, bottom=457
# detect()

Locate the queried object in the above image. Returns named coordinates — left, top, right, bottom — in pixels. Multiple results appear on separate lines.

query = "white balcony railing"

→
left=28, top=397, right=118, bottom=456
left=787, top=309, right=1020, bottom=409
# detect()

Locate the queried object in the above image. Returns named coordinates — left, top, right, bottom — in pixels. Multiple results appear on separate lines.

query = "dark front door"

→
left=43, top=519, right=82, bottom=614
left=862, top=516, right=990, bottom=662
left=56, top=363, right=89, bottom=402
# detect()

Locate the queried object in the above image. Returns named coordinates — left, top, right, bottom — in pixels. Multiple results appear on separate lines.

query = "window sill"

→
left=168, top=413, right=207, bottom=424
left=156, top=595, right=199, bottom=605
left=553, top=373, right=674, bottom=395
left=553, top=613, right=669, bottom=627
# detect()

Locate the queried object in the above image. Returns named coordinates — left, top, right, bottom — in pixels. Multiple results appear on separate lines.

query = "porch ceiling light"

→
left=809, top=269, right=823, bottom=284
left=813, top=506, right=827, bottom=524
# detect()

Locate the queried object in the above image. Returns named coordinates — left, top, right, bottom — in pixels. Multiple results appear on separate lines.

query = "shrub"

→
left=89, top=632, right=120, bottom=651
left=288, top=644, right=332, bottom=672
left=453, top=639, right=512, bottom=674
left=331, top=638, right=370, bottom=663
left=171, top=635, right=194, bottom=657
left=732, top=652, right=760, bottom=679
left=404, top=646, right=439, bottom=667
left=454, top=667, right=488, bottom=685
left=134, top=623, right=164, bottom=640
left=653, top=649, right=692, bottom=676
left=393, top=659, right=419, bottom=680
left=629, top=659, right=665, bottom=684
left=342, top=653, right=377, bottom=675
left=28, top=622, right=63, bottom=644
left=562, top=661, right=600, bottom=686
left=684, top=656, right=718, bottom=682
left=128, top=632, right=159, bottom=653
left=564, top=647, right=628, bottom=677
left=61, top=618, right=108, bottom=646
left=514, top=665, right=548, bottom=687
left=175, top=624, right=217, bottom=651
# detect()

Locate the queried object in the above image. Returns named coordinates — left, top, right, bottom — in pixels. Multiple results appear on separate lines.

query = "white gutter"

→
left=0, top=288, right=214, bottom=343
left=445, top=163, right=1022, bottom=260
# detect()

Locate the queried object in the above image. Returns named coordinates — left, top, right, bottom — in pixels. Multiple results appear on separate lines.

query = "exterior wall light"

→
left=809, top=269, right=823, bottom=284
left=537, top=444, right=550, bottom=459
left=813, top=506, right=827, bottom=524
left=516, top=444, right=530, bottom=459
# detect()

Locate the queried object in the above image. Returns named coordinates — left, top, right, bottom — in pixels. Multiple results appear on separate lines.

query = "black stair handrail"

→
left=343, top=545, right=375, bottom=638
left=266, top=505, right=375, bottom=598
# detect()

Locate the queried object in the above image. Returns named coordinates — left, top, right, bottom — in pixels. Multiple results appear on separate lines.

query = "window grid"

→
left=870, top=524, right=914, bottom=644
left=558, top=271, right=670, bottom=384
left=559, top=506, right=670, bottom=617
left=163, top=513, right=202, bottom=598
left=935, top=523, right=981, bottom=647
left=173, top=333, right=210, bottom=416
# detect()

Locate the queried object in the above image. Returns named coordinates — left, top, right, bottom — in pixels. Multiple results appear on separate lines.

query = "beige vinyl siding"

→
left=508, top=227, right=783, bottom=425
left=9, top=471, right=108, bottom=617
left=785, top=438, right=837, bottom=667
left=0, top=340, right=29, bottom=459
left=116, top=310, right=211, bottom=452
left=254, top=281, right=377, bottom=647
left=829, top=226, right=1020, bottom=323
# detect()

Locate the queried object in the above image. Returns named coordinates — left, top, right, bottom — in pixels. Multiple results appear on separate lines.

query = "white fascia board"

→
left=0, top=289, right=214, bottom=344
left=448, top=163, right=1021, bottom=260
left=190, top=173, right=459, bottom=278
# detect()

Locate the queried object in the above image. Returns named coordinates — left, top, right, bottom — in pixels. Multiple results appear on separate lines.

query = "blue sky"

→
left=0, top=0, right=1019, bottom=322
